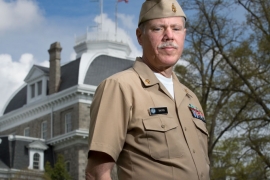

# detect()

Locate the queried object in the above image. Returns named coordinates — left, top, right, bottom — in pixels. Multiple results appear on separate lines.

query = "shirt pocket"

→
left=143, top=116, right=183, bottom=160
left=192, top=118, right=210, bottom=164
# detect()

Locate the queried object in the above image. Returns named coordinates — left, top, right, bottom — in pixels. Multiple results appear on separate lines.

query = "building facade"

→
left=0, top=31, right=134, bottom=180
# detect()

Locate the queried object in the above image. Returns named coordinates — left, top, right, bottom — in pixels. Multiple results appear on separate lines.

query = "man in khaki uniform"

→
left=85, top=0, right=210, bottom=179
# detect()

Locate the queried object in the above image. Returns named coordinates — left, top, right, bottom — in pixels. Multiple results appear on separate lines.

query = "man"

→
left=86, top=0, right=210, bottom=179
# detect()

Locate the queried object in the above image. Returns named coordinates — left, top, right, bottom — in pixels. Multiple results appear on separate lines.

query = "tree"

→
left=44, top=154, right=72, bottom=180
left=176, top=0, right=270, bottom=178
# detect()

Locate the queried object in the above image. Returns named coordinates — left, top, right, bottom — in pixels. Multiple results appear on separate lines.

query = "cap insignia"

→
left=172, top=3, right=176, bottom=13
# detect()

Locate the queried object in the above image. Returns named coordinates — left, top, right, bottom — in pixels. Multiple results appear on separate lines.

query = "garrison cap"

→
left=138, top=0, right=186, bottom=26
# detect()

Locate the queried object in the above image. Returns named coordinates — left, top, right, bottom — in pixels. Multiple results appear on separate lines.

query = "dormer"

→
left=27, top=140, right=48, bottom=171
left=24, top=65, right=49, bottom=104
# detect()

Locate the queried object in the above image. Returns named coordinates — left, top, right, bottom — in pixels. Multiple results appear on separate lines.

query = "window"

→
left=37, top=81, right=42, bottom=95
left=41, top=121, right=47, bottom=139
left=29, top=81, right=43, bottom=99
left=65, top=112, right=72, bottom=133
left=33, top=153, right=40, bottom=169
left=65, top=161, right=70, bottom=173
left=28, top=143, right=48, bottom=170
left=24, top=127, right=30, bottom=137
left=30, top=84, right=35, bottom=98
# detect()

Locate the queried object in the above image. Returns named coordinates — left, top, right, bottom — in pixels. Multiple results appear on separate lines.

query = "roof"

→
left=0, top=136, right=29, bottom=169
left=27, top=140, right=48, bottom=150
left=4, top=86, right=27, bottom=114
left=58, top=58, right=80, bottom=91
left=3, top=59, right=81, bottom=115
left=0, top=136, right=53, bottom=170
left=3, top=55, right=133, bottom=114
left=34, top=65, right=49, bottom=74
left=84, top=55, right=134, bottom=86
left=0, top=160, right=8, bottom=169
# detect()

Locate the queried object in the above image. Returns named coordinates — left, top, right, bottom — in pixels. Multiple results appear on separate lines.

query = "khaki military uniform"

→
left=88, top=58, right=210, bottom=180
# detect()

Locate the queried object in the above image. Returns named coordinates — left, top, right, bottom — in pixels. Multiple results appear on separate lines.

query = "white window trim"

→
left=30, top=84, right=35, bottom=98
left=24, top=127, right=30, bottom=137
left=27, top=141, right=48, bottom=171
left=33, top=153, right=40, bottom=169
left=28, top=150, right=45, bottom=171
left=37, top=81, right=42, bottom=96
left=65, top=112, right=72, bottom=133
left=27, top=77, right=48, bottom=104
left=41, top=121, right=47, bottom=139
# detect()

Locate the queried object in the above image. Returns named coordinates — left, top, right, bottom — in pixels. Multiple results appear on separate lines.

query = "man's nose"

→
left=163, top=28, right=174, bottom=41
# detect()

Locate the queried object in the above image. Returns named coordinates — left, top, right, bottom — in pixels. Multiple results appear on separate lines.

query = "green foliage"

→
left=44, top=154, right=72, bottom=180
left=211, top=138, right=269, bottom=180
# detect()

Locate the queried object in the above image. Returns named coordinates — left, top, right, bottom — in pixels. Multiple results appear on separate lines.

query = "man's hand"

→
left=85, top=151, right=115, bottom=180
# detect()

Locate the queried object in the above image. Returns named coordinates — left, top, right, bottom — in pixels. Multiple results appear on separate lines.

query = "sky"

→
left=0, top=0, right=146, bottom=114
left=0, top=0, right=246, bottom=115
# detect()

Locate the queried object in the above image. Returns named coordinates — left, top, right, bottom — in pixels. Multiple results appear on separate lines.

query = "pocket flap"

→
left=192, top=118, right=209, bottom=136
left=143, top=116, right=178, bottom=132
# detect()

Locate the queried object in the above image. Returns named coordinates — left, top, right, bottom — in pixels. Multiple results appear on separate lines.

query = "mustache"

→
left=158, top=42, right=178, bottom=49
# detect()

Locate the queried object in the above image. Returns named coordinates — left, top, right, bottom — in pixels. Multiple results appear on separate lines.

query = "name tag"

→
left=149, top=107, right=168, bottom=115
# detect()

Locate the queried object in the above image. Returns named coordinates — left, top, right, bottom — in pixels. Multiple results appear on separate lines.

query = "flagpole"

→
left=115, top=0, right=118, bottom=40
left=100, top=0, right=103, bottom=31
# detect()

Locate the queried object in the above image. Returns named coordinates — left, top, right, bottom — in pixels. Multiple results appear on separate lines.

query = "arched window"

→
left=33, top=153, right=40, bottom=169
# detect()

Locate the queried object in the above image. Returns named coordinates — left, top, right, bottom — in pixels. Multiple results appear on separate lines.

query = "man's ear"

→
left=136, top=28, right=143, bottom=45
left=183, top=28, right=187, bottom=39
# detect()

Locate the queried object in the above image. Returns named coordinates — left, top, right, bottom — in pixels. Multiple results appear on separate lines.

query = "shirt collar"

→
left=132, top=57, right=160, bottom=87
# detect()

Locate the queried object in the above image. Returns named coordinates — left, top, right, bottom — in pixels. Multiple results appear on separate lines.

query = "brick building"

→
left=0, top=32, right=134, bottom=180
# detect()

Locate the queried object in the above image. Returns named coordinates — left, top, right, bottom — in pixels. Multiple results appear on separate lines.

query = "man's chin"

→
left=156, top=55, right=179, bottom=65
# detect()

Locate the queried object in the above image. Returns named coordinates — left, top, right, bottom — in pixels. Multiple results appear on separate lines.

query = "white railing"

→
left=75, top=31, right=130, bottom=45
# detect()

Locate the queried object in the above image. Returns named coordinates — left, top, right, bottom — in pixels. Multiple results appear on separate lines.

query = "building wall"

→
left=56, top=144, right=119, bottom=180
left=51, top=102, right=90, bottom=137
left=53, top=103, right=79, bottom=137
left=78, top=148, right=89, bottom=180
left=55, top=143, right=88, bottom=180
left=78, top=103, right=91, bottom=130
left=0, top=102, right=92, bottom=180
left=0, top=114, right=51, bottom=138
left=0, top=102, right=90, bottom=138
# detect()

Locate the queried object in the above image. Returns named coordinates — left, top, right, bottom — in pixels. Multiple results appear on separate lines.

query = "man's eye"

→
left=153, top=27, right=162, bottom=31
left=173, top=27, right=182, bottom=31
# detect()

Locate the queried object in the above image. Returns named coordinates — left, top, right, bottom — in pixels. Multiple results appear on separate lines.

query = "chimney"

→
left=48, top=42, right=62, bottom=95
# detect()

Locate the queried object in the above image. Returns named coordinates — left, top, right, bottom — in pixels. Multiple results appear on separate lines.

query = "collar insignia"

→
left=145, top=79, right=150, bottom=84
left=172, top=3, right=177, bottom=13
left=185, top=89, right=192, bottom=98
left=188, top=104, right=206, bottom=123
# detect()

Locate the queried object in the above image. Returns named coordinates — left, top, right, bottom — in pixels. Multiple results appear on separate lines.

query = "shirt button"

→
left=201, top=173, right=204, bottom=178
left=193, top=149, right=195, bottom=153
left=161, top=125, right=165, bottom=128
left=184, top=127, right=187, bottom=131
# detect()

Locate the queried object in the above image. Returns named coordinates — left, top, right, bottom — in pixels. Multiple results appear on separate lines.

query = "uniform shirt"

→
left=154, top=72, right=174, bottom=98
left=88, top=58, right=210, bottom=180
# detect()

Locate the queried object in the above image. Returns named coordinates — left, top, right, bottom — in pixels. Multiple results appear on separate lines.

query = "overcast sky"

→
left=0, top=0, right=146, bottom=114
